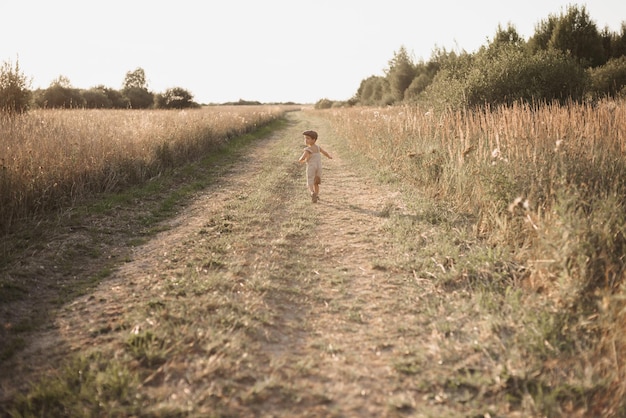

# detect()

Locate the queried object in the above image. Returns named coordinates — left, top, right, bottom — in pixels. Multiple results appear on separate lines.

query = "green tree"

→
left=122, top=67, right=153, bottom=108
left=123, top=68, right=148, bottom=90
left=314, top=98, right=333, bottom=109
left=154, top=87, right=197, bottom=109
left=404, top=73, right=431, bottom=101
left=607, top=23, right=626, bottom=59
left=404, top=57, right=442, bottom=102
left=528, top=14, right=559, bottom=53
left=0, top=58, right=31, bottom=113
left=466, top=45, right=587, bottom=106
left=549, top=5, right=605, bottom=67
left=355, top=75, right=390, bottom=106
left=124, top=88, right=153, bottom=108
left=38, top=76, right=85, bottom=108
left=385, top=46, right=416, bottom=102
left=422, top=43, right=587, bottom=109
left=588, top=56, right=626, bottom=97
left=82, top=86, right=112, bottom=108
left=101, top=86, right=129, bottom=108
left=490, top=23, right=525, bottom=49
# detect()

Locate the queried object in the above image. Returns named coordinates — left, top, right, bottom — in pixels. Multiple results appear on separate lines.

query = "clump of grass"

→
left=126, top=330, right=168, bottom=368
left=8, top=352, right=140, bottom=417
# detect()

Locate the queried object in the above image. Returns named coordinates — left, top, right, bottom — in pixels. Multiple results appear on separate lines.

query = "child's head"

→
left=303, top=130, right=318, bottom=145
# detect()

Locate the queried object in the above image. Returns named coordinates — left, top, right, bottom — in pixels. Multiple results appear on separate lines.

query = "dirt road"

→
left=1, top=111, right=506, bottom=417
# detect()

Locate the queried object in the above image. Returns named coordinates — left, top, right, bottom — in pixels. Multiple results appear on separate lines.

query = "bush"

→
left=588, top=56, right=626, bottom=98
left=0, top=58, right=31, bottom=113
left=154, top=87, right=198, bottom=109
left=35, top=77, right=86, bottom=109
left=355, top=76, right=391, bottom=106
left=123, top=87, right=153, bottom=109
left=82, top=87, right=113, bottom=108
left=422, top=45, right=587, bottom=109
left=314, top=98, right=333, bottom=109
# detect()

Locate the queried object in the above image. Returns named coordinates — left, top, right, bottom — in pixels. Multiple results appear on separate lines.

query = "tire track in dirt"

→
left=272, top=113, right=429, bottom=416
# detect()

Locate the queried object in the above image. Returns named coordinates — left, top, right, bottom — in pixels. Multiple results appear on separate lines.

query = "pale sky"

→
left=2, top=1, right=625, bottom=104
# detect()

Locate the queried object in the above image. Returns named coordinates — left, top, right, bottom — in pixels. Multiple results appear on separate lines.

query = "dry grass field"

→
left=323, top=100, right=626, bottom=415
left=0, top=106, right=290, bottom=232
left=1, top=102, right=625, bottom=416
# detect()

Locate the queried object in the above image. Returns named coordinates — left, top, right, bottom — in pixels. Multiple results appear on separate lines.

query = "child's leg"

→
left=309, top=184, right=318, bottom=202
left=313, top=172, right=321, bottom=196
left=306, top=166, right=315, bottom=194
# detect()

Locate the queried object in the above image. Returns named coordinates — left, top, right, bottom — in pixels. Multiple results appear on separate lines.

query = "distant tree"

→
left=82, top=86, right=112, bottom=108
left=0, top=58, right=31, bottom=113
left=617, top=23, right=626, bottom=57
left=38, top=76, right=85, bottom=108
left=600, top=26, right=614, bottom=62
left=549, top=5, right=605, bottom=67
left=154, top=87, right=197, bottom=109
left=422, top=44, right=587, bottom=109
left=101, top=86, right=129, bottom=108
left=385, top=46, right=416, bottom=102
left=429, top=47, right=473, bottom=80
left=355, top=75, right=390, bottom=106
left=153, top=93, right=165, bottom=108
left=420, top=67, right=467, bottom=111
left=122, top=67, right=153, bottom=108
left=124, top=88, right=153, bottom=108
left=528, top=13, right=559, bottom=53
left=467, top=46, right=587, bottom=106
left=221, top=99, right=263, bottom=106
left=404, top=73, right=432, bottom=101
left=588, top=56, right=626, bottom=97
left=490, top=23, right=525, bottom=49
left=123, top=68, right=148, bottom=90
left=356, top=76, right=377, bottom=104
left=404, top=57, right=442, bottom=102
left=605, top=23, right=626, bottom=59
left=314, top=98, right=333, bottom=109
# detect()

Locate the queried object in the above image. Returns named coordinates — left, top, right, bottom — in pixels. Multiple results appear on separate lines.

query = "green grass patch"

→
left=8, top=352, right=140, bottom=417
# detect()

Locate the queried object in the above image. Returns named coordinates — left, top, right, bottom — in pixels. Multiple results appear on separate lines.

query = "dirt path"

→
left=1, top=111, right=497, bottom=417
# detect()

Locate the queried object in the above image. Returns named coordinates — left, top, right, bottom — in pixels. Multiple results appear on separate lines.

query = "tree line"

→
left=316, top=4, right=626, bottom=109
left=0, top=66, right=199, bottom=113
left=3, top=4, right=626, bottom=113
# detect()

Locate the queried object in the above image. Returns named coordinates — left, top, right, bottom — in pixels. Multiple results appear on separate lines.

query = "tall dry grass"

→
left=322, top=100, right=626, bottom=414
left=0, top=106, right=288, bottom=232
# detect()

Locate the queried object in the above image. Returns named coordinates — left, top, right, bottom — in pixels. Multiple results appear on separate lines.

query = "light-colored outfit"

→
left=304, top=144, right=322, bottom=187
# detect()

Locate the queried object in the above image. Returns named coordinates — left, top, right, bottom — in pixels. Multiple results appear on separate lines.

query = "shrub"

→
left=35, top=77, right=86, bottom=109
left=422, top=45, right=588, bottom=109
left=588, top=56, right=626, bottom=98
left=0, top=58, right=31, bottom=113
left=154, top=87, right=198, bottom=109
left=314, top=98, right=333, bottom=109
left=82, top=87, right=113, bottom=108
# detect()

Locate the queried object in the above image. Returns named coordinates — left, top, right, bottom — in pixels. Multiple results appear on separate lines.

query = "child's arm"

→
left=320, top=147, right=333, bottom=159
left=298, top=149, right=311, bottom=163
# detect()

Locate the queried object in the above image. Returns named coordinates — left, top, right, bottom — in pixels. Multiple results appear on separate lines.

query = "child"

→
left=298, top=130, right=332, bottom=203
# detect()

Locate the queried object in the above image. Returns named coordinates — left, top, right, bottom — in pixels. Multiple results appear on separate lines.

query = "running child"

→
left=298, top=130, right=332, bottom=203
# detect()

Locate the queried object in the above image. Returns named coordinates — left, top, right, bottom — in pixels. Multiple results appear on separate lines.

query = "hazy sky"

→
left=2, top=1, right=625, bottom=104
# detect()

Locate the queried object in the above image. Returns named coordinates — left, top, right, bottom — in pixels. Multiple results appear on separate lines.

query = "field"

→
left=0, top=102, right=625, bottom=416
left=325, top=100, right=626, bottom=413
left=0, top=106, right=291, bottom=233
